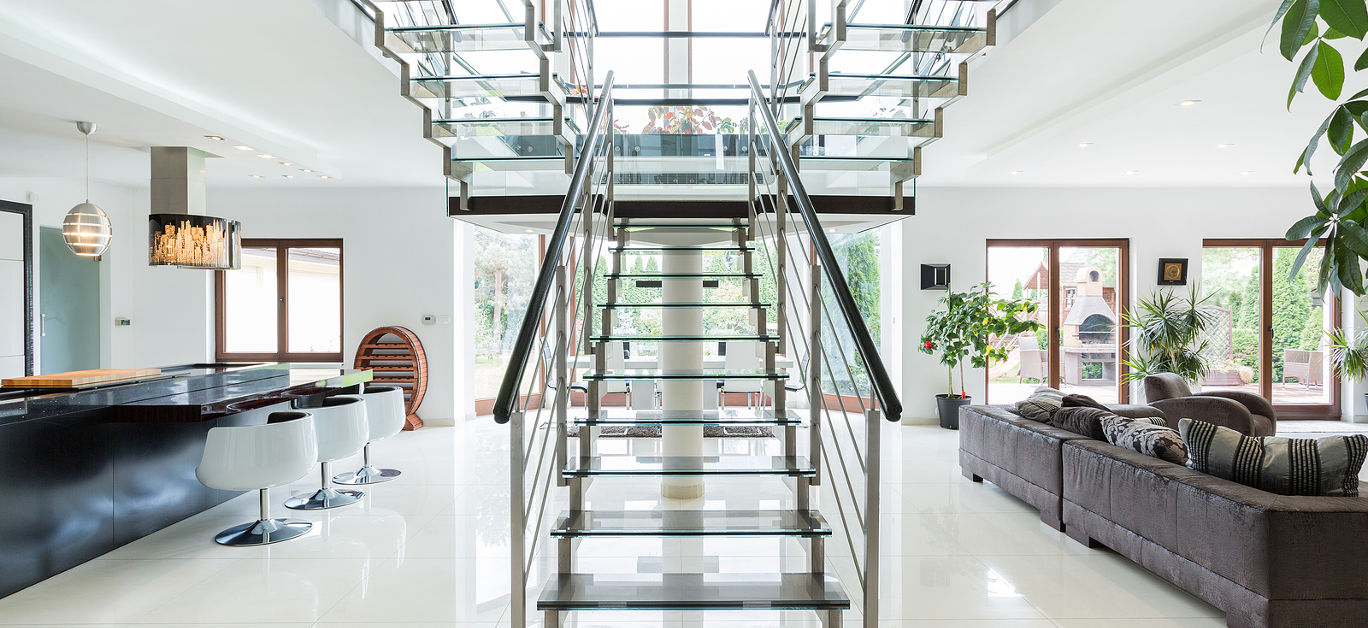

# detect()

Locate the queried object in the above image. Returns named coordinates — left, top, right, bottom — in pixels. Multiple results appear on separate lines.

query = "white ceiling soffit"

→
left=922, top=0, right=1356, bottom=187
left=0, top=0, right=443, bottom=188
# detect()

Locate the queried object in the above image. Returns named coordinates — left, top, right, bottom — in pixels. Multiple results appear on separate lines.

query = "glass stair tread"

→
left=599, top=301, right=771, bottom=309
left=538, top=572, right=849, bottom=611
left=408, top=74, right=546, bottom=100
left=583, top=369, right=787, bottom=381
left=385, top=24, right=537, bottom=54
left=609, top=245, right=755, bottom=252
left=798, top=155, right=918, bottom=171
left=615, top=223, right=749, bottom=229
left=606, top=272, right=760, bottom=279
left=790, top=116, right=938, bottom=139
left=432, top=117, right=561, bottom=138
left=829, top=22, right=991, bottom=54
left=576, top=408, right=803, bottom=426
left=449, top=155, right=564, bottom=173
left=589, top=334, right=778, bottom=342
left=817, top=73, right=963, bottom=99
left=551, top=509, right=831, bottom=537
left=563, top=455, right=817, bottom=477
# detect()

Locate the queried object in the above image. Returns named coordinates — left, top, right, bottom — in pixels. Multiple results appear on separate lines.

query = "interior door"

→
left=39, top=226, right=100, bottom=373
left=0, top=204, right=29, bottom=378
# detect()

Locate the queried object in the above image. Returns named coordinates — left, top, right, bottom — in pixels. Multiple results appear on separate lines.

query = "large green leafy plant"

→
left=1273, top=0, right=1368, bottom=293
left=1328, top=311, right=1368, bottom=378
left=919, top=282, right=1042, bottom=399
left=1121, top=286, right=1222, bottom=384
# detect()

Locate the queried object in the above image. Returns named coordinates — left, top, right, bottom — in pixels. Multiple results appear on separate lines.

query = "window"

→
left=473, top=229, right=539, bottom=403
left=1202, top=239, right=1338, bottom=418
left=215, top=239, right=343, bottom=362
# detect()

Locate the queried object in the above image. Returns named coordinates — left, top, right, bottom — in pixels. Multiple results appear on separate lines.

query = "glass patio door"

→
left=986, top=240, right=1130, bottom=404
left=1201, top=240, right=1338, bottom=418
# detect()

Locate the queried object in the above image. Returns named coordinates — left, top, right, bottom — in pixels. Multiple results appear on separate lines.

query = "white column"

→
left=661, top=249, right=703, bottom=499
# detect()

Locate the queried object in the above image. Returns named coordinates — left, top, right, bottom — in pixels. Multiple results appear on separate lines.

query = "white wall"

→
left=208, top=186, right=458, bottom=422
left=898, top=185, right=1362, bottom=421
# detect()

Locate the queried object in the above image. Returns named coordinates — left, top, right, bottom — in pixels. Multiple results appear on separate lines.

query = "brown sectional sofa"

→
left=960, top=404, right=1368, bottom=628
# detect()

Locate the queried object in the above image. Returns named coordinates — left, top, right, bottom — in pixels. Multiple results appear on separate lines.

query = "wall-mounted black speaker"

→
left=921, top=263, right=950, bottom=290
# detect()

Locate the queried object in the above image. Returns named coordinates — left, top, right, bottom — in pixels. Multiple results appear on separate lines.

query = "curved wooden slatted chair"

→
left=353, top=326, right=427, bottom=430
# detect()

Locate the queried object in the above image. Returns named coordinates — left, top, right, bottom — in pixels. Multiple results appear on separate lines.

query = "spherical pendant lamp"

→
left=62, top=121, right=112, bottom=258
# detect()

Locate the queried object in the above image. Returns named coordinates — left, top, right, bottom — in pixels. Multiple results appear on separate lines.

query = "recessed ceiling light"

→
left=827, top=227, right=836, bottom=233
left=1240, top=170, right=1255, bottom=176
left=280, top=161, right=293, bottom=166
left=319, top=175, right=331, bottom=179
left=204, top=135, right=225, bottom=141
left=233, top=145, right=253, bottom=151
left=1217, top=143, right=1235, bottom=149
left=300, top=168, right=313, bottom=173
left=282, top=174, right=294, bottom=179
left=1179, top=99, right=1202, bottom=107
left=248, top=174, right=262, bottom=179
left=1124, top=169, right=1140, bottom=176
left=524, top=228, right=533, bottom=233
left=1077, top=142, right=1093, bottom=148
left=1010, top=169, right=1024, bottom=175
left=257, top=153, right=274, bottom=159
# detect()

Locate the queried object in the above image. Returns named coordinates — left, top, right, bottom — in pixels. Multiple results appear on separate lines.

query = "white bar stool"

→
left=333, top=384, right=406, bottom=485
left=286, top=395, right=369, bottom=510
left=195, top=410, right=317, bottom=546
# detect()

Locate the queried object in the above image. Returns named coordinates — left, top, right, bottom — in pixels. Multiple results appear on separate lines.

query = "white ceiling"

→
left=0, top=0, right=1347, bottom=193
left=0, top=0, right=444, bottom=189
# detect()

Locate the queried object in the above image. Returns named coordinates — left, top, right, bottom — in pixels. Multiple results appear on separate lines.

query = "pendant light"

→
left=62, top=121, right=113, bottom=258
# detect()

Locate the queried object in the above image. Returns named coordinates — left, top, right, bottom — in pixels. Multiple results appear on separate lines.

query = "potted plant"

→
left=1120, top=286, right=1221, bottom=391
left=1327, top=312, right=1368, bottom=406
left=919, top=282, right=1042, bottom=429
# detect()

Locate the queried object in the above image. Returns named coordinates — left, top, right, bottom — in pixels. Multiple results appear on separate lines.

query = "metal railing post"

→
left=509, top=410, right=526, bottom=628
left=556, top=262, right=569, bottom=487
left=810, top=262, right=822, bottom=486
left=863, top=407, right=881, bottom=628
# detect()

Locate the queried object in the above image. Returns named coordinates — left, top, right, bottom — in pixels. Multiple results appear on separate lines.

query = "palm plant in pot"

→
left=1120, top=286, right=1221, bottom=391
left=919, top=282, right=1042, bottom=429
left=1327, top=312, right=1368, bottom=406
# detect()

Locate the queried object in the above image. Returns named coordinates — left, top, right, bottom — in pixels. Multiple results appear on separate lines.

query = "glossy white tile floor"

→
left=7, top=418, right=1361, bottom=627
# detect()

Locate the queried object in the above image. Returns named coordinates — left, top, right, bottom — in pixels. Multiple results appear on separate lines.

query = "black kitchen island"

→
left=0, top=363, right=373, bottom=598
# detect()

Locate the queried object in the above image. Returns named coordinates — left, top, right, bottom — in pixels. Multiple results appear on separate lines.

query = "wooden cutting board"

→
left=2, top=368, right=163, bottom=389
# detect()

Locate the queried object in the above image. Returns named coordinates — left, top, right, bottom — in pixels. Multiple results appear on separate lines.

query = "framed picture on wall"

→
left=1157, top=258, right=1188, bottom=286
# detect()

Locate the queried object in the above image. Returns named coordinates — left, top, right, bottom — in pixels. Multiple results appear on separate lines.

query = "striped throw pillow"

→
left=1015, top=386, right=1065, bottom=422
left=1178, top=418, right=1368, bottom=497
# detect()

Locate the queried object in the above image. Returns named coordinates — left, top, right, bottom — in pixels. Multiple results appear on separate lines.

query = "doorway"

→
left=986, top=239, right=1130, bottom=404
left=39, top=226, right=100, bottom=373
left=1201, top=239, right=1339, bottom=419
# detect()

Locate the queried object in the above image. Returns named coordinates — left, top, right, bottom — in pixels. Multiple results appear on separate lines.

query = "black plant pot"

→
left=936, top=394, right=972, bottom=430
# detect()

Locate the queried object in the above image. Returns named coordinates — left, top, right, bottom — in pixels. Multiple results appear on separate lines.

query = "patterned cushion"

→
left=1179, top=418, right=1368, bottom=497
left=1015, top=386, right=1064, bottom=422
left=1054, top=407, right=1166, bottom=440
left=1100, top=414, right=1188, bottom=465
left=1061, top=393, right=1108, bottom=411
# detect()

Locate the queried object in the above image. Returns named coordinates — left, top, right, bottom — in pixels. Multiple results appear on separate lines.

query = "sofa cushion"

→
left=1051, top=406, right=1112, bottom=439
left=1179, top=418, right=1368, bottom=497
left=1101, top=414, right=1186, bottom=465
left=1062, top=393, right=1107, bottom=410
left=1015, top=386, right=1064, bottom=421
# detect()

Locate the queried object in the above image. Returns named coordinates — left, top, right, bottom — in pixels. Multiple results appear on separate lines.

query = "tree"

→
left=919, top=282, right=1042, bottom=398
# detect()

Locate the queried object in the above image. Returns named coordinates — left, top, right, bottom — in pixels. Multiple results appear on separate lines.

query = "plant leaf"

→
left=1339, top=183, right=1368, bottom=214
left=1337, top=138, right=1368, bottom=189
left=1325, top=26, right=1350, bottom=39
left=1282, top=0, right=1320, bottom=60
left=1330, top=106, right=1354, bottom=154
left=1340, top=220, right=1368, bottom=257
left=1290, top=44, right=1321, bottom=107
left=1266, top=0, right=1300, bottom=48
left=1313, top=40, right=1346, bottom=99
left=1321, top=0, right=1368, bottom=39
left=1293, top=228, right=1327, bottom=280
left=1287, top=214, right=1330, bottom=239
left=1338, top=245, right=1365, bottom=293
left=1357, top=46, right=1368, bottom=71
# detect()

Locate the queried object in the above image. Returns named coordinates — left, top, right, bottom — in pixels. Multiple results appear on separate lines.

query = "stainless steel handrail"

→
left=745, top=69, right=902, bottom=422
left=494, top=71, right=616, bottom=424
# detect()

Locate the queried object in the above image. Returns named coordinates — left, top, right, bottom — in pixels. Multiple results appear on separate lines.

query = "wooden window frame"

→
left=215, top=238, right=344, bottom=363
left=1202, top=238, right=1341, bottom=419
left=986, top=238, right=1132, bottom=404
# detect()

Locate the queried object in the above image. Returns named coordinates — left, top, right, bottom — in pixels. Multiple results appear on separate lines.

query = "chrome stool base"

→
left=214, top=518, right=312, bottom=546
left=285, top=486, right=363, bottom=510
left=333, top=465, right=401, bottom=485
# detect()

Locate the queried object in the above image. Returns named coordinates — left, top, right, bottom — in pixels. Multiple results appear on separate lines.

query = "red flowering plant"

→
left=918, top=282, right=1042, bottom=399
left=641, top=105, right=718, bottom=134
